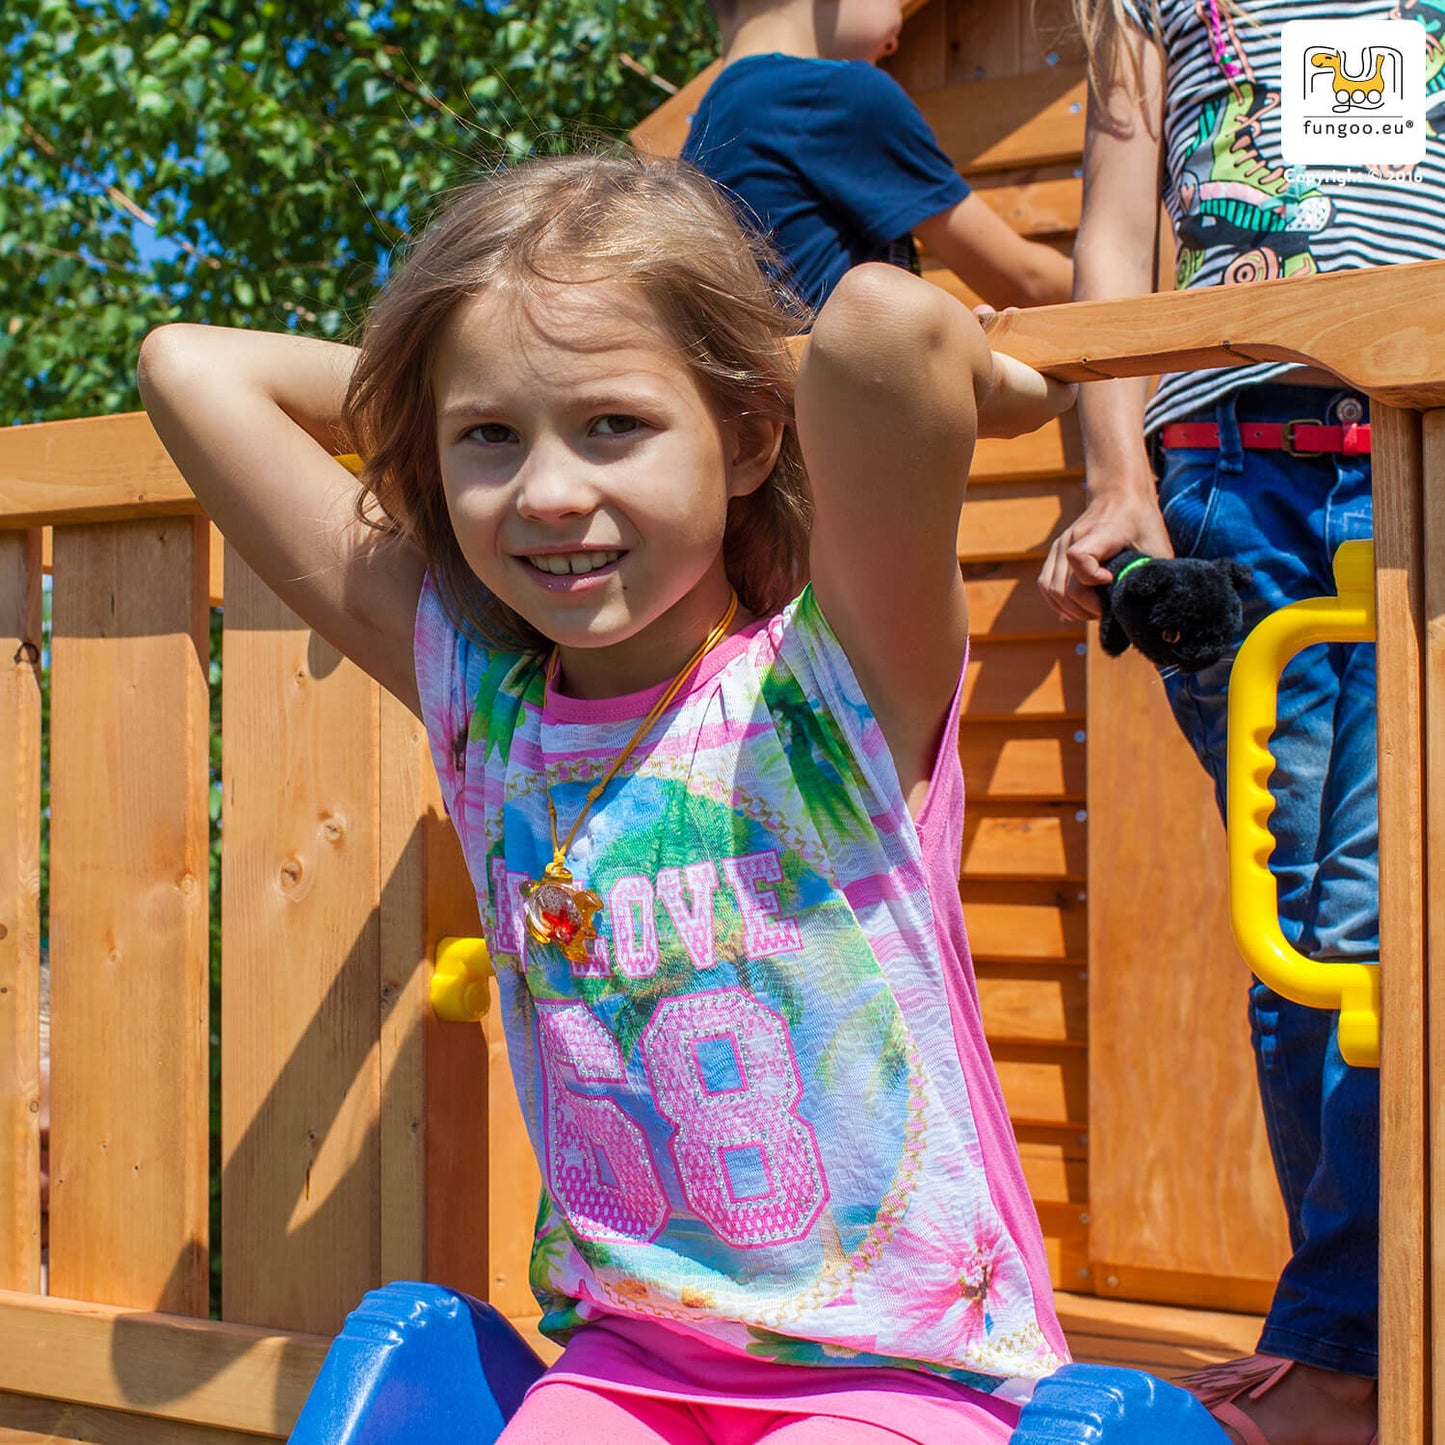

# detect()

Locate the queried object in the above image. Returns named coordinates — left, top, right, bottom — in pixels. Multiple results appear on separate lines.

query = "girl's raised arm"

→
left=797, top=263, right=1070, bottom=810
left=138, top=324, right=427, bottom=714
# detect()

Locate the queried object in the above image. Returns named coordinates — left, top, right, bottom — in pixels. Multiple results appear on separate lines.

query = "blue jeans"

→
left=1157, top=382, right=1379, bottom=1378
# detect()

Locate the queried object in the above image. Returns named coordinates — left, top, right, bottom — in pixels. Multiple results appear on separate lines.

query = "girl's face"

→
left=432, top=280, right=778, bottom=699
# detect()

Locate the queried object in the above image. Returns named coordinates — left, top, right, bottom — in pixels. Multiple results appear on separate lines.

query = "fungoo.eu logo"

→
left=1281, top=19, right=1426, bottom=165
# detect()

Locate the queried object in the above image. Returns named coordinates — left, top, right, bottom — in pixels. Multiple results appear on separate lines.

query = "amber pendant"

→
left=519, top=861, right=604, bottom=964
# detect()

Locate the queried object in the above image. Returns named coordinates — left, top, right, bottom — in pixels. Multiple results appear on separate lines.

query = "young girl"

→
left=1035, top=2, right=1445, bottom=1441
left=138, top=149, right=1073, bottom=1444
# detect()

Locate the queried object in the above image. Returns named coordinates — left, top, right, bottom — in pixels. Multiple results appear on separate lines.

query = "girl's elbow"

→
left=136, top=323, right=202, bottom=401
left=816, top=264, right=969, bottom=370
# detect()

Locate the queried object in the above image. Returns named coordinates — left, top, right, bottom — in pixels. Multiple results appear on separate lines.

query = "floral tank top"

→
left=414, top=578, right=1067, bottom=1396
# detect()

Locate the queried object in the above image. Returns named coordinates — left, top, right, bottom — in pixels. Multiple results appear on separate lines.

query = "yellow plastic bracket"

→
left=430, top=936, right=494, bottom=1023
left=1227, top=539, right=1380, bottom=1068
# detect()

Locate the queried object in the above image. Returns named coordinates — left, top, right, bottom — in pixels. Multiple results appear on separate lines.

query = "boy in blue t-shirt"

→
left=683, top=0, right=1072, bottom=310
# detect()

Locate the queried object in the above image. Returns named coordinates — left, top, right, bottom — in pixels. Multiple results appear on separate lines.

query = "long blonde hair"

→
left=1073, top=0, right=1251, bottom=106
left=1072, top=0, right=1164, bottom=106
left=344, top=149, right=813, bottom=652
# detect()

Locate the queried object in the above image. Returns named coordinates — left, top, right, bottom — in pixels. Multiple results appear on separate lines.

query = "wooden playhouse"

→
left=1, top=1, right=1440, bottom=1440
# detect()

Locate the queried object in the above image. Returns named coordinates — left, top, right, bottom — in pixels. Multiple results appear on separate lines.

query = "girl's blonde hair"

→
left=1072, top=0, right=1164, bottom=106
left=344, top=149, right=813, bottom=651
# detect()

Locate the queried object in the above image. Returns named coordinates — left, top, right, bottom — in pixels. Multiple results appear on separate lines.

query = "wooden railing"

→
left=0, top=413, right=522, bottom=1442
left=1, top=259, right=1442, bottom=1442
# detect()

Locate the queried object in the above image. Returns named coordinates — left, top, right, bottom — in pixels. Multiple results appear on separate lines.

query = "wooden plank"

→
left=422, top=800, right=493, bottom=1304
left=914, top=67, right=1087, bottom=174
left=0, top=414, right=198, bottom=528
left=963, top=638, right=1085, bottom=719
left=1036, top=1198, right=1091, bottom=1292
left=1091, top=1262, right=1276, bottom=1318
left=377, top=694, right=429, bottom=1286
left=970, top=419, right=1084, bottom=484
left=0, top=532, right=41, bottom=1293
left=1055, top=1289, right=1264, bottom=1375
left=1014, top=1122, right=1089, bottom=1202
left=987, top=258, right=1445, bottom=407
left=208, top=523, right=223, bottom=607
left=962, top=559, right=1084, bottom=639
left=963, top=803, right=1086, bottom=880
left=959, top=480, right=1083, bottom=561
left=958, top=719, right=1087, bottom=800
left=884, top=0, right=949, bottom=92
left=1426, top=407, right=1445, bottom=1445
left=220, top=546, right=382, bottom=1335
left=1373, top=404, right=1429, bottom=1445
left=485, top=996, right=543, bottom=1318
left=629, top=59, right=720, bottom=156
left=0, top=1392, right=278, bottom=1445
left=943, top=0, right=1023, bottom=83
left=1084, top=639, right=1290, bottom=1310
left=977, top=963, right=1088, bottom=1044
left=967, top=174, right=1082, bottom=238
left=962, top=880, right=1087, bottom=960
left=48, top=520, right=210, bottom=1315
left=0, top=1289, right=327, bottom=1437
left=992, top=1041, right=1087, bottom=1126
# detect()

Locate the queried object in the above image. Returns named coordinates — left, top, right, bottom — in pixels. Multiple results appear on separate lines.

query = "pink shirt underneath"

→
left=531, top=1312, right=1020, bottom=1439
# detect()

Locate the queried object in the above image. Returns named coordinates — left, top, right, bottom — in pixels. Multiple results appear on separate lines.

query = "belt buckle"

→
left=1282, top=419, right=1325, bottom=458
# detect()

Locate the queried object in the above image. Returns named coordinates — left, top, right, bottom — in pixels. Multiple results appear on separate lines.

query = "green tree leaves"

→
left=1, top=0, right=715, bottom=422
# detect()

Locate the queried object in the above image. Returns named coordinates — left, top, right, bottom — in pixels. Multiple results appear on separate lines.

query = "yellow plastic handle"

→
left=1227, top=539, right=1379, bottom=1068
left=430, top=936, right=494, bottom=1023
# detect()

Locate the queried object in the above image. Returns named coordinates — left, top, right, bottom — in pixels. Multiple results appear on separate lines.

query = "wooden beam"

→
left=0, top=414, right=198, bottom=528
left=1374, top=404, right=1430, bottom=1445
left=987, top=259, right=1445, bottom=406
left=0, top=1290, right=329, bottom=1437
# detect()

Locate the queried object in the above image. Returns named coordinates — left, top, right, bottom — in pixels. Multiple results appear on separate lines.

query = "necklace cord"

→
left=543, top=590, right=740, bottom=870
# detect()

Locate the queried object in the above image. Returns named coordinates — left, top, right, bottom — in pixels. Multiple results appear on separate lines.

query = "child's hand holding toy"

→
left=1096, top=547, right=1253, bottom=673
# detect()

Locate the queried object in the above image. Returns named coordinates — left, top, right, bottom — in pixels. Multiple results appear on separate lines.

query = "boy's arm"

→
left=914, top=193, right=1073, bottom=309
left=137, top=324, right=427, bottom=713
left=798, top=263, right=1072, bottom=808
left=1037, top=32, right=1174, bottom=622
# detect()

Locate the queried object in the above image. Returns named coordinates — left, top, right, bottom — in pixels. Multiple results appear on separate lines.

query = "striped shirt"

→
left=1124, top=0, right=1445, bottom=430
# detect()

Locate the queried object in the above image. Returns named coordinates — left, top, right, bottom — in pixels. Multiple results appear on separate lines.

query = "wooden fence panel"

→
left=1085, top=640, right=1289, bottom=1314
left=0, top=531, right=42, bottom=1293
left=219, top=546, right=383, bottom=1335
left=48, top=520, right=211, bottom=1315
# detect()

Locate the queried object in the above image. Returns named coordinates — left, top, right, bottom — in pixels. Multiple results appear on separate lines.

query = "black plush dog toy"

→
left=1097, top=547, right=1254, bottom=673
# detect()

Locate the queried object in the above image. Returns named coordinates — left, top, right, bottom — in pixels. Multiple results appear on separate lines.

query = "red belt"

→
left=1160, top=421, right=1371, bottom=456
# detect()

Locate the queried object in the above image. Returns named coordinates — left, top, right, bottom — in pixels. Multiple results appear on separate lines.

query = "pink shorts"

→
left=497, top=1315, right=1021, bottom=1445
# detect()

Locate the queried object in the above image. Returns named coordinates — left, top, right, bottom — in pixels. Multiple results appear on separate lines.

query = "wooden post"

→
left=0, top=530, right=42, bottom=1293
left=1366, top=404, right=1429, bottom=1445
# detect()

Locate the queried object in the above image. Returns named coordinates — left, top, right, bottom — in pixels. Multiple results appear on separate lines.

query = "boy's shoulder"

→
left=686, top=53, right=926, bottom=161
left=695, top=51, right=915, bottom=113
